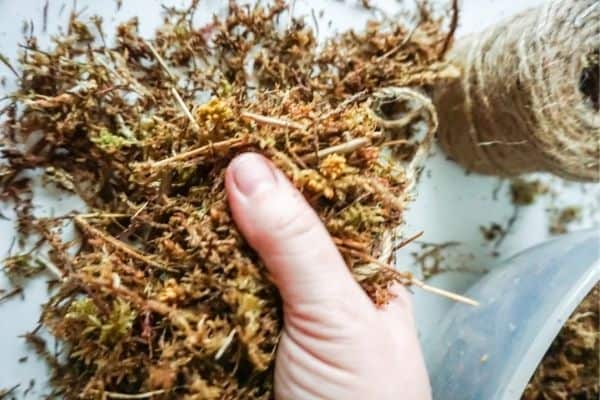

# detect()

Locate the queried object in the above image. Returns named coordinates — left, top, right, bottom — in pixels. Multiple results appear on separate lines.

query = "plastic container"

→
left=425, top=228, right=600, bottom=400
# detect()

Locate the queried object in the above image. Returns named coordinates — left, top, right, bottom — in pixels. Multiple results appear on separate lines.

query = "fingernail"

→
left=229, top=153, right=277, bottom=196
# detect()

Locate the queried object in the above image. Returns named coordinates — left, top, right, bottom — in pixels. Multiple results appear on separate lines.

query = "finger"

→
left=225, top=153, right=368, bottom=308
left=381, top=283, right=416, bottom=327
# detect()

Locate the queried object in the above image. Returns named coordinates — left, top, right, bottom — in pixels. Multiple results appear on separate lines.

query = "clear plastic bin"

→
left=425, top=229, right=600, bottom=400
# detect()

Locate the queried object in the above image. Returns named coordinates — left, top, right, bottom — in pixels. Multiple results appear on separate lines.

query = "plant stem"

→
left=392, top=231, right=424, bottom=251
left=145, top=40, right=202, bottom=135
left=241, top=111, right=307, bottom=131
left=302, top=137, right=370, bottom=162
left=411, top=278, right=479, bottom=307
left=103, top=389, right=168, bottom=399
left=144, top=137, right=247, bottom=169
left=74, top=216, right=169, bottom=271
left=340, top=246, right=479, bottom=306
left=171, top=87, right=203, bottom=134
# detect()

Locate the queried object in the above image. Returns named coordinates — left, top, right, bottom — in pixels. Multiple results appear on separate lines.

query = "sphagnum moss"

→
left=0, top=1, right=459, bottom=398
left=522, top=285, right=599, bottom=400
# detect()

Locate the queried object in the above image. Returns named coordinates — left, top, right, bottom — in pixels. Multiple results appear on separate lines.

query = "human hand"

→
left=225, top=153, right=431, bottom=400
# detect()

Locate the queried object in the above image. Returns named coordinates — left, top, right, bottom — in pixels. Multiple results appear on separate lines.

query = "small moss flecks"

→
left=510, top=178, right=548, bottom=206
left=549, top=205, right=582, bottom=235
left=479, top=223, right=504, bottom=242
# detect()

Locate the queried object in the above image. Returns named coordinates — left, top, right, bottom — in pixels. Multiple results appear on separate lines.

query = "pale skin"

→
left=225, top=153, right=431, bottom=400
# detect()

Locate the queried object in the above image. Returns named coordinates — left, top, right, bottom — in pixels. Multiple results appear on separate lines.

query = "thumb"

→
left=225, top=153, right=368, bottom=309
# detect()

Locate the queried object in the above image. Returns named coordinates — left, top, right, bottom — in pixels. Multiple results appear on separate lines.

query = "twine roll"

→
left=435, top=0, right=599, bottom=181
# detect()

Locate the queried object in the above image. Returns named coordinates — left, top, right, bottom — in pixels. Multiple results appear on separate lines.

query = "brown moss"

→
left=0, top=1, right=457, bottom=398
left=522, top=284, right=599, bottom=400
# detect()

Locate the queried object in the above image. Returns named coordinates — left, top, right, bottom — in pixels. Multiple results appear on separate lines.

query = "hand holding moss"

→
left=226, top=153, right=431, bottom=400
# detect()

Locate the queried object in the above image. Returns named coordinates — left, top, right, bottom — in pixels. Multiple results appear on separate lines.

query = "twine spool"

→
left=435, top=0, right=599, bottom=181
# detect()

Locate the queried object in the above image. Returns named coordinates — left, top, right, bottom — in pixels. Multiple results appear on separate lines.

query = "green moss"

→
left=66, top=297, right=136, bottom=344
left=91, top=128, right=136, bottom=152
left=341, top=204, right=385, bottom=231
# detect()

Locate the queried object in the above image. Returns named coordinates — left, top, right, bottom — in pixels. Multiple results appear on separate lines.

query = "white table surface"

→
left=1, top=0, right=598, bottom=396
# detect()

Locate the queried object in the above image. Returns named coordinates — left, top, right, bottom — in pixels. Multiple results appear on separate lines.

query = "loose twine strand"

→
left=435, top=0, right=599, bottom=181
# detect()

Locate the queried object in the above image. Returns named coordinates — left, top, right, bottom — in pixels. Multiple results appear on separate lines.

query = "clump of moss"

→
left=479, top=223, right=504, bottom=242
left=0, top=0, right=458, bottom=398
left=522, top=284, right=599, bottom=400
left=2, top=254, right=46, bottom=284
left=549, top=206, right=582, bottom=235
left=90, top=128, right=137, bottom=153
left=510, top=178, right=548, bottom=206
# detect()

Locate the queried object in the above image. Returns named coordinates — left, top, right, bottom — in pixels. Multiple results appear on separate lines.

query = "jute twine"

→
left=369, top=87, right=438, bottom=268
left=435, top=0, right=599, bottom=181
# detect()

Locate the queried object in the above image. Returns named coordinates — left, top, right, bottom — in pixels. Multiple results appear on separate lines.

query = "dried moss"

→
left=0, top=1, right=457, bottom=398
left=549, top=206, right=582, bottom=236
left=480, top=222, right=505, bottom=242
left=522, top=284, right=599, bottom=400
left=510, top=178, right=548, bottom=206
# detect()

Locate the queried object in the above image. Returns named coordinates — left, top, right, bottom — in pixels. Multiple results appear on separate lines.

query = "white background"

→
left=1, top=0, right=597, bottom=396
